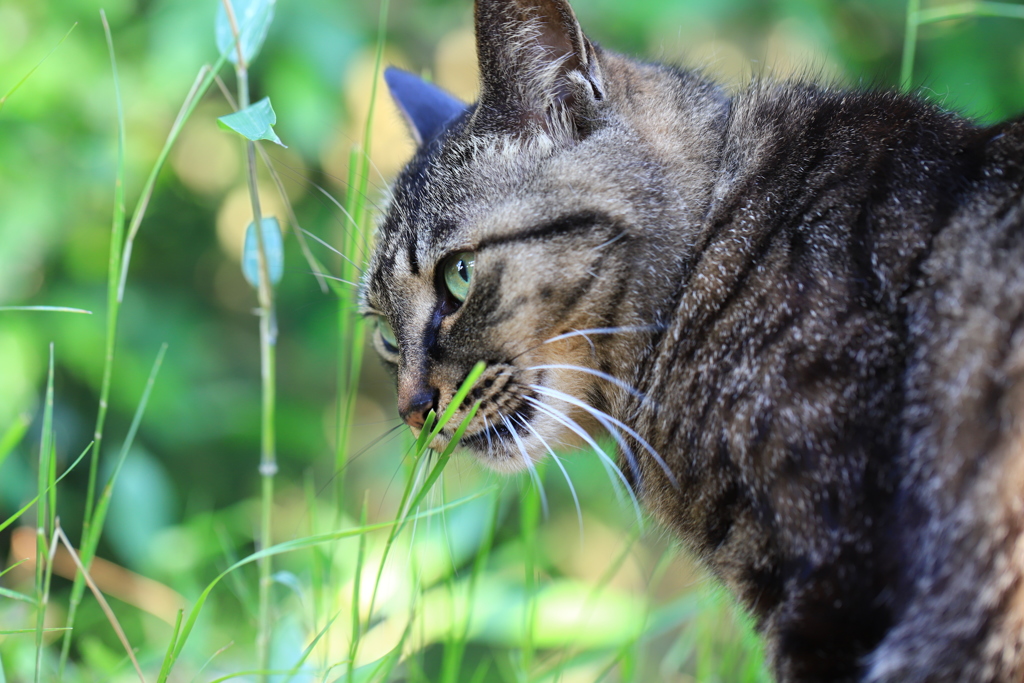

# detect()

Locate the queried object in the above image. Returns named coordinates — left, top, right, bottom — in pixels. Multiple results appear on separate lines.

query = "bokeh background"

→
left=1, top=0, right=1023, bottom=680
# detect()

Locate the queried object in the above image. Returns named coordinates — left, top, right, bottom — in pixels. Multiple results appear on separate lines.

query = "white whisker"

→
left=316, top=273, right=362, bottom=288
left=482, top=415, right=495, bottom=456
left=516, top=414, right=584, bottom=546
left=525, top=363, right=651, bottom=403
left=595, top=231, right=628, bottom=250
left=530, top=386, right=645, bottom=494
left=531, top=384, right=679, bottom=491
left=543, top=325, right=663, bottom=345
left=524, top=395, right=644, bottom=529
left=299, top=226, right=365, bottom=276
left=503, top=414, right=549, bottom=519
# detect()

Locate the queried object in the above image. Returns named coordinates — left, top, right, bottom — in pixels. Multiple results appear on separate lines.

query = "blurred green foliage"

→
left=0, top=0, right=1022, bottom=680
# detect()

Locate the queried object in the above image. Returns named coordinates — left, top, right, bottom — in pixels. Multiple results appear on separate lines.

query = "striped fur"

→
left=360, top=0, right=1024, bottom=679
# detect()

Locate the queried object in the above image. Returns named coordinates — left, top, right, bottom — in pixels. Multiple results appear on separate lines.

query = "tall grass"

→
left=27, top=0, right=1024, bottom=679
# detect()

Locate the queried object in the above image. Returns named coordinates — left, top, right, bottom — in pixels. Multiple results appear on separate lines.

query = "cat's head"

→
left=361, top=0, right=728, bottom=472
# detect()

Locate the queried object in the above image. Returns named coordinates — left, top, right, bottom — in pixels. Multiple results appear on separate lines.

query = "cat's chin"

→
left=454, top=421, right=549, bottom=474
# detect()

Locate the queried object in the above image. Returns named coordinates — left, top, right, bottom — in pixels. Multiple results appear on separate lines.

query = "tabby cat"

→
left=359, top=0, right=1024, bottom=680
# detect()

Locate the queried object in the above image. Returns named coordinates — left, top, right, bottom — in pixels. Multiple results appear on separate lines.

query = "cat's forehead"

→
left=364, top=128, right=586, bottom=309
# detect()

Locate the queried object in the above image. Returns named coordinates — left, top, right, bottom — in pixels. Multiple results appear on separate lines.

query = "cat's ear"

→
left=474, top=0, right=605, bottom=137
left=384, top=67, right=469, bottom=146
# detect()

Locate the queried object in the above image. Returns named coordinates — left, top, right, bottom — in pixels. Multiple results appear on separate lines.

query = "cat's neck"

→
left=592, top=80, right=999, bottom=677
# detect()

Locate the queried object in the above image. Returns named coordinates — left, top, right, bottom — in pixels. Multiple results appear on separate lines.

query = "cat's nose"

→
left=399, top=386, right=438, bottom=431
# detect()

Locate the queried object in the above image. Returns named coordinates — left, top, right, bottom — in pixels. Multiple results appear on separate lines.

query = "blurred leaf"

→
left=0, top=441, right=90, bottom=536
left=0, top=412, right=30, bottom=471
left=271, top=570, right=305, bottom=602
left=215, top=0, right=276, bottom=65
left=242, top=217, right=285, bottom=287
left=218, top=97, right=286, bottom=146
left=0, top=306, right=91, bottom=314
left=0, top=23, right=76, bottom=114
left=0, top=586, right=35, bottom=605
left=102, top=446, right=178, bottom=571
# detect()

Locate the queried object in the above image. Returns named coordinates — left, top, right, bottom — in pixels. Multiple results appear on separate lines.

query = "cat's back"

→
left=640, top=80, right=1024, bottom=680
left=869, top=116, right=1024, bottom=683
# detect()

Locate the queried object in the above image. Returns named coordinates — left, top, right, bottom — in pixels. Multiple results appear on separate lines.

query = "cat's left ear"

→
left=385, top=67, right=469, bottom=146
left=474, top=0, right=605, bottom=137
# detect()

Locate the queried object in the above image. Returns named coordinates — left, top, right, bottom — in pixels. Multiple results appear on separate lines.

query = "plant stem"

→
left=901, top=0, right=921, bottom=90
left=219, top=0, right=279, bottom=675
left=918, top=1, right=1024, bottom=23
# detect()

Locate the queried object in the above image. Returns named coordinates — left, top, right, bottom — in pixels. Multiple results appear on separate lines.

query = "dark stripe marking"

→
left=476, top=211, right=616, bottom=251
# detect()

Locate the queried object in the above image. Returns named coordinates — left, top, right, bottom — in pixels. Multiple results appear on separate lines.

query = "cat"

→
left=358, top=0, right=1024, bottom=680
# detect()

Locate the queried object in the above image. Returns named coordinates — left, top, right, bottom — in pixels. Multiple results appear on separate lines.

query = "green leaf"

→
left=0, top=23, right=76, bottom=114
left=218, top=97, right=286, bottom=146
left=156, top=490, right=490, bottom=681
left=215, top=0, right=276, bottom=66
left=0, top=306, right=92, bottom=314
left=0, top=586, right=35, bottom=605
left=0, top=442, right=91, bottom=537
left=242, top=217, right=284, bottom=288
left=0, top=413, right=31, bottom=471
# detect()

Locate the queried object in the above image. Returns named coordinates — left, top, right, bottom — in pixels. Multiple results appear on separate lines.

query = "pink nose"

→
left=399, top=387, right=437, bottom=430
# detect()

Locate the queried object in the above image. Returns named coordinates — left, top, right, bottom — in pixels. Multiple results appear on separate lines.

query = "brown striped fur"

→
left=360, top=0, right=1024, bottom=679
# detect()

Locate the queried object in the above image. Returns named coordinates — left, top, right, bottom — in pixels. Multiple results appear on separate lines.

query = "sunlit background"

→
left=1, top=0, right=1023, bottom=680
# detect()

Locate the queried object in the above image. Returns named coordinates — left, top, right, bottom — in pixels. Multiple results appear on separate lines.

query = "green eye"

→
left=377, top=318, right=398, bottom=354
left=444, top=251, right=475, bottom=303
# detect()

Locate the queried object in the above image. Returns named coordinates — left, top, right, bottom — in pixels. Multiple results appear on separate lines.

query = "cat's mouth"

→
left=409, top=361, right=603, bottom=472
left=424, top=373, right=556, bottom=471
left=460, top=399, right=536, bottom=453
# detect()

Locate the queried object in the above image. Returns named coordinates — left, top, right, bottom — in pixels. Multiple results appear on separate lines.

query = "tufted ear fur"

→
left=384, top=67, right=469, bottom=146
left=473, top=0, right=605, bottom=137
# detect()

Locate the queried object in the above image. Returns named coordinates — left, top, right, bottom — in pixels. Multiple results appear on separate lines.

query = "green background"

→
left=1, top=0, right=1022, bottom=679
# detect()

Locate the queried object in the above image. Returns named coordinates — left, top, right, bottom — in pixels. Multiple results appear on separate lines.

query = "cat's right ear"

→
left=384, top=67, right=469, bottom=146
left=474, top=0, right=605, bottom=137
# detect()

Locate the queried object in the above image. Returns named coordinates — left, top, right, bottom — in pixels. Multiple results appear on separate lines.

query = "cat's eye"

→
left=443, top=251, right=475, bottom=303
left=376, top=318, right=399, bottom=355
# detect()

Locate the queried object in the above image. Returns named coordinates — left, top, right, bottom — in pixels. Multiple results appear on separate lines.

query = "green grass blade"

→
left=440, top=489, right=499, bottom=683
left=407, top=403, right=480, bottom=517
left=349, top=0, right=389, bottom=233
left=901, top=0, right=921, bottom=89
left=88, top=344, right=168, bottom=544
left=347, top=493, right=370, bottom=681
left=364, top=366, right=484, bottom=630
left=427, top=361, right=487, bottom=443
left=62, top=11, right=128, bottom=670
left=33, top=344, right=55, bottom=683
left=0, top=559, right=29, bottom=580
left=281, top=608, right=343, bottom=683
left=902, top=1, right=1024, bottom=89
left=0, top=443, right=91, bottom=536
left=0, top=586, right=36, bottom=605
left=0, top=306, right=92, bottom=314
left=158, top=609, right=184, bottom=683
left=116, top=51, right=233, bottom=303
left=156, top=489, right=490, bottom=681
left=61, top=343, right=167, bottom=666
left=0, top=413, right=31, bottom=471
left=413, top=411, right=437, bottom=455
left=63, top=17, right=236, bottom=672
left=0, top=23, right=76, bottom=113
left=918, top=1, right=1024, bottom=23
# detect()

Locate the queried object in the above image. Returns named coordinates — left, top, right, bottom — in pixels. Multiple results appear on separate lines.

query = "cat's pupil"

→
left=443, top=251, right=475, bottom=303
